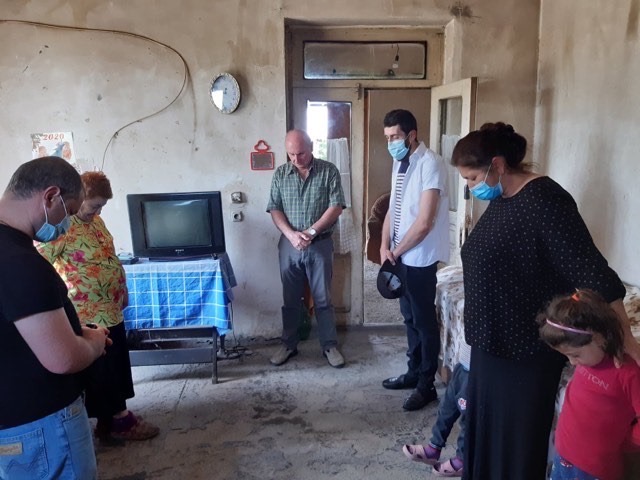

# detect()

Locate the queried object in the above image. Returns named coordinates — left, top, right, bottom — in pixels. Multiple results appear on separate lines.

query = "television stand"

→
left=122, top=256, right=236, bottom=384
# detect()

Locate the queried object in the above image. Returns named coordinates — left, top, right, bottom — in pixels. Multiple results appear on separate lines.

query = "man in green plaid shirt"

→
left=266, top=129, right=346, bottom=368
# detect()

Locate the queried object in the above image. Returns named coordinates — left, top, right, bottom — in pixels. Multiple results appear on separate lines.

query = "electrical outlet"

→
left=231, top=211, right=243, bottom=222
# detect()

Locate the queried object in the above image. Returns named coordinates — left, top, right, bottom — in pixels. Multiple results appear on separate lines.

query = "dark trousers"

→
left=430, top=363, right=468, bottom=459
left=463, top=347, right=565, bottom=480
left=84, top=322, right=135, bottom=419
left=399, top=261, right=439, bottom=393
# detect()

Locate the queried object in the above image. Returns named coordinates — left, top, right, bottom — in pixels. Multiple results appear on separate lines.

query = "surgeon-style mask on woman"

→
left=387, top=137, right=410, bottom=161
left=34, top=196, right=71, bottom=243
left=470, top=162, right=503, bottom=200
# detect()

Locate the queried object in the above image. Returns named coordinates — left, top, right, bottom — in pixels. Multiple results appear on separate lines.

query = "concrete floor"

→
left=97, top=326, right=459, bottom=480
left=363, top=260, right=404, bottom=325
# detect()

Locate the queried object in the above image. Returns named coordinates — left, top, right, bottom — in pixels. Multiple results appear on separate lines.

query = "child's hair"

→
left=537, top=289, right=624, bottom=359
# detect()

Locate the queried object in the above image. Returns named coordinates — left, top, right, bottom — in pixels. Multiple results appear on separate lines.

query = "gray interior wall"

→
left=535, top=0, right=640, bottom=286
left=0, top=0, right=540, bottom=338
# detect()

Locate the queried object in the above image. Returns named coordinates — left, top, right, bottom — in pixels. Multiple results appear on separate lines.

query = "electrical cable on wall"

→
left=0, top=19, right=194, bottom=171
left=2, top=19, right=251, bottom=358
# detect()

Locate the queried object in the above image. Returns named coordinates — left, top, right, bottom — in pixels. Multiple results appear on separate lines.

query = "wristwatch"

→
left=307, top=227, right=317, bottom=237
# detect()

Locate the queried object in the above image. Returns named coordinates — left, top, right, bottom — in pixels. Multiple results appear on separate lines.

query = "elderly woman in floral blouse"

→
left=37, top=171, right=158, bottom=445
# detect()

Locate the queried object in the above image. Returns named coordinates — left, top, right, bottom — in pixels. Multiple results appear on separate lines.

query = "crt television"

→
left=127, top=191, right=226, bottom=260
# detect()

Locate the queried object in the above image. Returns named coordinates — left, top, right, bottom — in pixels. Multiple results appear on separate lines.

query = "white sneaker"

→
left=270, top=345, right=297, bottom=366
left=323, top=347, right=345, bottom=368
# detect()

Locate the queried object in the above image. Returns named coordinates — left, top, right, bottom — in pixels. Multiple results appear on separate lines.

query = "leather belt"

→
left=312, top=232, right=332, bottom=243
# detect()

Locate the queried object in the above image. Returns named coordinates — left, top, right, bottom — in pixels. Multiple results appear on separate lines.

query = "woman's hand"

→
left=82, top=323, right=112, bottom=356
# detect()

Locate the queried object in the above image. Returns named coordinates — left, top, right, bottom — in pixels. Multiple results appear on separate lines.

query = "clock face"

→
left=210, top=73, right=241, bottom=114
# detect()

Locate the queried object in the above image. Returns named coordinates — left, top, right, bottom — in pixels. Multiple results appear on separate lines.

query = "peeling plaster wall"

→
left=536, top=0, right=640, bottom=286
left=0, top=0, right=539, bottom=338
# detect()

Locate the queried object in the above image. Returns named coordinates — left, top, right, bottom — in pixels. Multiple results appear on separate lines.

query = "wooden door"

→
left=429, top=78, right=477, bottom=265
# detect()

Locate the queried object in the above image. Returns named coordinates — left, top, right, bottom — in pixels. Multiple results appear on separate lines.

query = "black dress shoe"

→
left=402, top=388, right=438, bottom=411
left=382, top=374, right=418, bottom=390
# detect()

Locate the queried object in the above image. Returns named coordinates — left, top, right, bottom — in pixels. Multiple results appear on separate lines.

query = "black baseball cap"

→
left=377, top=260, right=406, bottom=299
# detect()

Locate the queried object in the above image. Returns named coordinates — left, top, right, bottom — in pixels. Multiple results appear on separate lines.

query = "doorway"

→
left=291, top=87, right=365, bottom=326
left=363, top=89, right=430, bottom=325
left=292, top=87, right=434, bottom=325
left=429, top=78, right=478, bottom=264
left=285, top=24, right=457, bottom=327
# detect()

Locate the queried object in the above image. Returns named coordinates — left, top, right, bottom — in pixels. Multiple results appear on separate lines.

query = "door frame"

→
left=291, top=86, right=365, bottom=325
left=429, top=77, right=477, bottom=264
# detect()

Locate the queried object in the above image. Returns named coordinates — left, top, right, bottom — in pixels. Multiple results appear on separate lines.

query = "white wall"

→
left=536, top=0, right=640, bottom=286
left=0, top=0, right=540, bottom=338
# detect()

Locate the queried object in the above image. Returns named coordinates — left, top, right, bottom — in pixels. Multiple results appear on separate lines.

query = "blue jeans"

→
left=430, top=363, right=468, bottom=459
left=399, top=262, right=439, bottom=393
left=551, top=453, right=599, bottom=480
left=278, top=235, right=338, bottom=351
left=0, top=396, right=97, bottom=480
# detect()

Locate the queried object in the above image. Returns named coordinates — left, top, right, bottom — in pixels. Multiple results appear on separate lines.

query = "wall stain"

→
left=627, top=0, right=639, bottom=41
left=450, top=2, right=473, bottom=19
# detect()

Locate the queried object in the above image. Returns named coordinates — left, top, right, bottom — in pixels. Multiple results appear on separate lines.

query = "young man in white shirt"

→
left=380, top=109, right=450, bottom=410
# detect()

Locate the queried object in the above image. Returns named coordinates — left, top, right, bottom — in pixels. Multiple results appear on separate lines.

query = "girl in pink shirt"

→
left=538, top=289, right=640, bottom=480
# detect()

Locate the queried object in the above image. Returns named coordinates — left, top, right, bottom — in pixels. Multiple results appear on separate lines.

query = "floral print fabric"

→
left=37, top=215, right=126, bottom=327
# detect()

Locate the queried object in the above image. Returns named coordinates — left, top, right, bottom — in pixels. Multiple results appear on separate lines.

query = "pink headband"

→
left=545, top=319, right=591, bottom=335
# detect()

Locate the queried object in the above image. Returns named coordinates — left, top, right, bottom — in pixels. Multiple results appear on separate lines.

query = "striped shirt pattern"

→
left=392, top=160, right=410, bottom=246
left=267, top=158, right=345, bottom=233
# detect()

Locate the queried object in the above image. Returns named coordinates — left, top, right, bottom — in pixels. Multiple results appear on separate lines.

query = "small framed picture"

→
left=250, top=140, right=275, bottom=170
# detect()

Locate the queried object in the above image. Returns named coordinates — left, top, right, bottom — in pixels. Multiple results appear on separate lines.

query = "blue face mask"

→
left=387, top=137, right=410, bottom=161
left=470, top=163, right=503, bottom=200
left=34, top=196, right=71, bottom=243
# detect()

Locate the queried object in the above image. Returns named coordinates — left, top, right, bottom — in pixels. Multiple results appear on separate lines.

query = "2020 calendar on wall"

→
left=31, top=131, right=77, bottom=169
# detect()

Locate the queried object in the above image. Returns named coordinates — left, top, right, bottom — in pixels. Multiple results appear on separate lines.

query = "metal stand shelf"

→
left=127, top=327, right=219, bottom=383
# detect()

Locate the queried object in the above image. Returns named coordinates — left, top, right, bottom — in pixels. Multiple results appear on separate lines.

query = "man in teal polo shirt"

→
left=266, top=129, right=346, bottom=368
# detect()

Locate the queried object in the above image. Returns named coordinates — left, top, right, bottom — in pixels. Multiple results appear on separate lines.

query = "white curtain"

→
left=326, top=138, right=355, bottom=254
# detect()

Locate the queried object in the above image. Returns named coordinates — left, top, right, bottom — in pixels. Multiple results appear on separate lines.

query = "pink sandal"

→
left=402, top=444, right=440, bottom=465
left=433, top=458, right=464, bottom=477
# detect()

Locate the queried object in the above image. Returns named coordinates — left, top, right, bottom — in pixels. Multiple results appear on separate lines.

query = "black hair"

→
left=451, top=122, right=528, bottom=171
left=383, top=109, right=417, bottom=135
left=537, top=289, right=624, bottom=359
left=5, top=156, right=82, bottom=200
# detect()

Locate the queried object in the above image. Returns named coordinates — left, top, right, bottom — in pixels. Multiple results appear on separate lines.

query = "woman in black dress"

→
left=451, top=122, right=640, bottom=480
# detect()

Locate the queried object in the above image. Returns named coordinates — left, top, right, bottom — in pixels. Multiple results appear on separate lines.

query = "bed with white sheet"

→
left=435, top=265, right=640, bottom=380
left=434, top=265, right=640, bottom=477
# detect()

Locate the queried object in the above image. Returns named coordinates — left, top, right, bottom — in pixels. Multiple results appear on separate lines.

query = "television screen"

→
left=144, top=199, right=211, bottom=248
left=127, top=191, right=225, bottom=260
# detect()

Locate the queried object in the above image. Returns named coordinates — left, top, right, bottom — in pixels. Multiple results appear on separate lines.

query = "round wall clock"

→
left=210, top=72, right=241, bottom=114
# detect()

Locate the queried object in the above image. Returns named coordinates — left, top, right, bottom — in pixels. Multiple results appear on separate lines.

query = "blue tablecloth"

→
left=123, top=255, right=236, bottom=335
